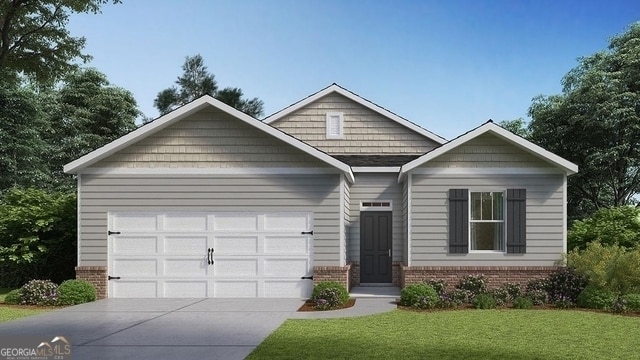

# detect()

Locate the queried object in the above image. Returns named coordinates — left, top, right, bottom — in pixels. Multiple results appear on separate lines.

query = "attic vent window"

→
left=326, top=112, right=344, bottom=139
left=360, top=201, right=392, bottom=211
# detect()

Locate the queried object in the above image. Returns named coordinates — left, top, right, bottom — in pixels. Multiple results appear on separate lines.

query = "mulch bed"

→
left=297, top=298, right=357, bottom=312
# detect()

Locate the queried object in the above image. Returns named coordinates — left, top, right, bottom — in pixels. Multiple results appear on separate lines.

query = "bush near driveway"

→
left=57, top=279, right=96, bottom=305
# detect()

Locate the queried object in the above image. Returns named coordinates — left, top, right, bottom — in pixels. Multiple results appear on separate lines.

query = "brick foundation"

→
left=401, top=266, right=561, bottom=289
left=347, top=262, right=403, bottom=287
left=313, top=264, right=351, bottom=290
left=76, top=266, right=108, bottom=299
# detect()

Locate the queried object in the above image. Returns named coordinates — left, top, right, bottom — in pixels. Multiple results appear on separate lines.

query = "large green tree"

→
left=154, top=54, right=264, bottom=118
left=0, top=0, right=120, bottom=86
left=528, top=23, right=640, bottom=220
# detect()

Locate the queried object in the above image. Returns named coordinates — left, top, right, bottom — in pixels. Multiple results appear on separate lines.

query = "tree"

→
left=47, top=68, right=139, bottom=188
left=0, top=0, right=121, bottom=86
left=498, top=118, right=530, bottom=138
left=528, top=23, right=640, bottom=220
left=567, top=206, right=640, bottom=251
left=0, top=86, right=51, bottom=190
left=154, top=54, right=264, bottom=118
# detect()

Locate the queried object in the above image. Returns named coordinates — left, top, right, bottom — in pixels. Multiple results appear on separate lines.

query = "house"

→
left=64, top=84, right=577, bottom=299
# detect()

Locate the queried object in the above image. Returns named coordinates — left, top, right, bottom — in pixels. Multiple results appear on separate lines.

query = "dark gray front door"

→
left=360, top=211, right=392, bottom=283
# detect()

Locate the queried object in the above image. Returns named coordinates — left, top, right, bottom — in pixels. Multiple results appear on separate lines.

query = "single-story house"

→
left=64, top=84, right=577, bottom=299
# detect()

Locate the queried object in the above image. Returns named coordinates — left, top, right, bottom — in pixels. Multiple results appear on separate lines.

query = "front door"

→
left=360, top=211, right=392, bottom=283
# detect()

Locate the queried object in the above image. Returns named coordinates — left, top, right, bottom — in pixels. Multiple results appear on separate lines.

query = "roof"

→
left=333, top=155, right=420, bottom=167
left=263, top=83, right=447, bottom=145
left=63, top=95, right=355, bottom=182
left=399, top=121, right=579, bottom=179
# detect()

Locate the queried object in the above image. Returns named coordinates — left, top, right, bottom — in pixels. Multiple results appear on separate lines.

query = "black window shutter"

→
left=449, top=189, right=469, bottom=254
left=507, top=189, right=527, bottom=254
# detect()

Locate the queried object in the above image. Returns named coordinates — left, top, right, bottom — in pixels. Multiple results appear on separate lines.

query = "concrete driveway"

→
left=0, top=298, right=304, bottom=360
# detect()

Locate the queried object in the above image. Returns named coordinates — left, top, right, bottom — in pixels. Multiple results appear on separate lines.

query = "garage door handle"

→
left=301, top=231, right=313, bottom=235
left=108, top=276, right=121, bottom=280
left=207, top=248, right=214, bottom=265
left=301, top=276, right=313, bottom=280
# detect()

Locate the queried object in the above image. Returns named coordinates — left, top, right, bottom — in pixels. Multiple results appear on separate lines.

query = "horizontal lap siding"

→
left=347, top=174, right=403, bottom=262
left=271, top=93, right=438, bottom=154
left=411, top=174, right=564, bottom=266
left=79, top=174, right=341, bottom=266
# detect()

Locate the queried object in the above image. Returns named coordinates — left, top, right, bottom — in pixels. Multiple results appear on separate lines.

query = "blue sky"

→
left=68, top=0, right=639, bottom=139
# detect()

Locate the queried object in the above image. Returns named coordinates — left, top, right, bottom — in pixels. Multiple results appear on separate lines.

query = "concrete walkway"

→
left=0, top=287, right=400, bottom=360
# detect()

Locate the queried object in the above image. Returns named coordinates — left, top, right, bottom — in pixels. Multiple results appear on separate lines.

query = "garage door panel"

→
left=164, top=236, right=208, bottom=254
left=113, top=259, right=157, bottom=276
left=264, top=236, right=309, bottom=254
left=214, top=259, right=259, bottom=276
left=213, top=215, right=258, bottom=231
left=214, top=281, right=258, bottom=297
left=164, top=281, right=208, bottom=298
left=264, top=259, right=310, bottom=277
left=113, top=214, right=158, bottom=231
left=113, top=281, right=157, bottom=298
left=264, top=214, right=310, bottom=231
left=164, top=258, right=207, bottom=276
left=213, top=237, right=259, bottom=254
left=113, top=237, right=158, bottom=254
left=163, top=214, right=208, bottom=231
left=264, top=280, right=311, bottom=298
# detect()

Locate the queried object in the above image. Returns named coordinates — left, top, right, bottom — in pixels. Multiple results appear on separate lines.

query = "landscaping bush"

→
left=472, top=293, right=497, bottom=309
left=503, top=283, right=522, bottom=299
left=311, top=281, right=349, bottom=310
left=620, top=294, right=640, bottom=311
left=547, top=267, right=588, bottom=306
left=577, top=285, right=617, bottom=310
left=491, top=287, right=510, bottom=307
left=424, top=279, right=448, bottom=295
left=455, top=275, right=488, bottom=297
left=401, top=283, right=438, bottom=308
left=3, top=289, right=22, bottom=305
left=567, top=242, right=640, bottom=294
left=513, top=297, right=534, bottom=309
left=567, top=206, right=640, bottom=251
left=57, top=279, right=96, bottom=305
left=525, top=278, right=550, bottom=305
left=20, top=279, right=58, bottom=306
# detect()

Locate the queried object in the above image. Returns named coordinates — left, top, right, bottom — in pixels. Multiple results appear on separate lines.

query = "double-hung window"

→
left=470, top=191, right=505, bottom=251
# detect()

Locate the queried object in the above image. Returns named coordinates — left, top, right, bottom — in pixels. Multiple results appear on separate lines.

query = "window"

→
left=326, top=112, right=344, bottom=139
left=360, top=201, right=392, bottom=211
left=470, top=191, right=504, bottom=251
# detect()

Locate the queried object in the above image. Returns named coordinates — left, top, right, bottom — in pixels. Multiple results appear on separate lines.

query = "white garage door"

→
left=107, top=212, right=314, bottom=298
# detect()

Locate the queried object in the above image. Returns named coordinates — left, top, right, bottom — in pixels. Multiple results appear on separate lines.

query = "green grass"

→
left=0, top=288, right=51, bottom=322
left=247, top=309, right=640, bottom=359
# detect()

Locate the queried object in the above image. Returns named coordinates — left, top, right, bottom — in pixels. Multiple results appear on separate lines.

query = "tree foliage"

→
left=154, top=54, right=264, bottom=118
left=528, top=23, right=640, bottom=220
left=0, top=0, right=121, bottom=86
left=567, top=206, right=640, bottom=251
left=498, top=118, right=530, bottom=138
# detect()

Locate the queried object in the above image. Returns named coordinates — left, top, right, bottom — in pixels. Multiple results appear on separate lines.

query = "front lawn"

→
left=0, top=288, right=51, bottom=323
left=248, top=310, right=640, bottom=359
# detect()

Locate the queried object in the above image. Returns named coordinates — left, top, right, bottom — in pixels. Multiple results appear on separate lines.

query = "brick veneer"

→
left=347, top=262, right=403, bottom=288
left=401, top=266, right=560, bottom=288
left=313, top=264, right=351, bottom=290
left=76, top=266, right=108, bottom=299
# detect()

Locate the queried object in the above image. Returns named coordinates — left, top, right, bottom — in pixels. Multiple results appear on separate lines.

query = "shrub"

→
left=513, top=297, right=534, bottom=309
left=547, top=267, right=588, bottom=306
left=472, top=293, right=497, bottom=309
left=57, top=279, right=96, bottom=305
left=20, top=279, right=58, bottom=306
left=424, top=279, right=448, bottom=295
left=577, top=285, right=617, bottom=310
left=401, top=284, right=438, bottom=308
left=3, top=289, right=22, bottom=305
left=455, top=275, right=488, bottom=297
left=525, top=278, right=550, bottom=305
left=567, top=205, right=640, bottom=251
left=620, top=293, right=640, bottom=311
left=491, top=287, right=510, bottom=307
left=567, top=242, right=640, bottom=294
left=311, top=281, right=349, bottom=310
left=503, top=283, right=522, bottom=299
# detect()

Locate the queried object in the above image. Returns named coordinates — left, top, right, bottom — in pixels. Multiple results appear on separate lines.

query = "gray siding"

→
left=271, top=93, right=439, bottom=154
left=410, top=174, right=564, bottom=266
left=94, top=109, right=326, bottom=168
left=347, top=174, right=403, bottom=263
left=423, top=133, right=555, bottom=168
left=79, top=174, right=341, bottom=266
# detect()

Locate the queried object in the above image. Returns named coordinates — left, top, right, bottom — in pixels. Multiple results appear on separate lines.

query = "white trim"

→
left=339, top=174, right=346, bottom=267
left=326, top=112, right=344, bottom=139
left=562, top=173, right=568, bottom=255
left=353, top=167, right=400, bottom=173
left=468, top=190, right=507, bottom=253
left=408, top=167, right=565, bottom=175
left=359, top=200, right=393, bottom=211
left=263, top=84, right=446, bottom=144
left=399, top=122, right=578, bottom=179
left=76, top=174, right=82, bottom=267
left=407, top=175, right=412, bottom=267
left=78, top=167, right=343, bottom=176
left=63, top=95, right=355, bottom=183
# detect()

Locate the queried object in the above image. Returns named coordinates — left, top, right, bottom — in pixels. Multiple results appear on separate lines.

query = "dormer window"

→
left=326, top=112, right=344, bottom=139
